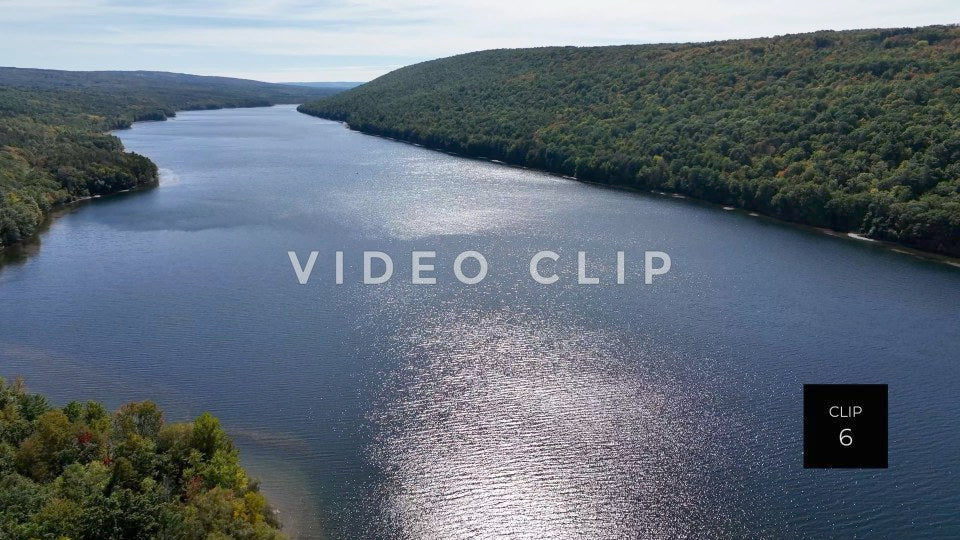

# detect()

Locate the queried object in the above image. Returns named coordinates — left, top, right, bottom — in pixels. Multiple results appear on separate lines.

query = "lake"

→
left=2, top=104, right=958, bottom=538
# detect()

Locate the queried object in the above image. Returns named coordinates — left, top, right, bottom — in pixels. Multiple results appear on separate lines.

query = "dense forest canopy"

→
left=0, top=68, right=338, bottom=249
left=300, top=25, right=960, bottom=257
left=0, top=378, right=285, bottom=539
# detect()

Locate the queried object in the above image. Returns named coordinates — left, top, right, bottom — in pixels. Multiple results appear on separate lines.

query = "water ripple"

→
left=368, top=309, right=740, bottom=538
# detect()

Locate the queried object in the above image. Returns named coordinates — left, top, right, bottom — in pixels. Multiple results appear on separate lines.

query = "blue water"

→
left=1, top=105, right=958, bottom=538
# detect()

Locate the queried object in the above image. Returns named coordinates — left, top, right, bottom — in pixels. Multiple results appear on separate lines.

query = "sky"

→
left=1, top=0, right=957, bottom=82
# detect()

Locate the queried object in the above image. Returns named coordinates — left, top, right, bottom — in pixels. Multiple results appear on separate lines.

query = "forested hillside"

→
left=0, top=68, right=338, bottom=249
left=300, top=25, right=960, bottom=257
left=0, top=378, right=285, bottom=538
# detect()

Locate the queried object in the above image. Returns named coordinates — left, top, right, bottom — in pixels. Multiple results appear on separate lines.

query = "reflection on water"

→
left=327, top=154, right=570, bottom=241
left=371, top=309, right=736, bottom=538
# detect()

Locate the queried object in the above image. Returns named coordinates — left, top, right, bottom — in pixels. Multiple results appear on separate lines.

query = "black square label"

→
left=803, top=384, right=887, bottom=468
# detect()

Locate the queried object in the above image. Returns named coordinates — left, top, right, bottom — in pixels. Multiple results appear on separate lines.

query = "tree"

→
left=0, top=383, right=286, bottom=538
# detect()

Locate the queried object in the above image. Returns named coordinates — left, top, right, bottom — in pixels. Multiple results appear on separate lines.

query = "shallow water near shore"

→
left=1, top=105, right=959, bottom=538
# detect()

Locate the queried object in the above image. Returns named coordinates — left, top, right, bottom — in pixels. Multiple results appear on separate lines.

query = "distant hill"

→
left=282, top=81, right=364, bottom=89
left=0, top=67, right=340, bottom=120
left=300, top=25, right=960, bottom=257
left=0, top=68, right=344, bottom=249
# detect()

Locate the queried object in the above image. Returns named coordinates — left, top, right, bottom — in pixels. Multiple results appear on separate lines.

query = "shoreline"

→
left=301, top=113, right=960, bottom=269
left=0, top=103, right=297, bottom=259
left=0, top=174, right=159, bottom=260
left=0, top=182, right=158, bottom=267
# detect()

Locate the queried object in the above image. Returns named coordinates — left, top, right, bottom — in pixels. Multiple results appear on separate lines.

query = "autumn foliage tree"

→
left=0, top=378, right=285, bottom=539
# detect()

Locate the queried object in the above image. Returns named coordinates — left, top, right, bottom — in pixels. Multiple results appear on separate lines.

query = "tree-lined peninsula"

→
left=0, top=68, right=339, bottom=250
left=299, top=25, right=960, bottom=257
left=0, top=378, right=285, bottom=539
